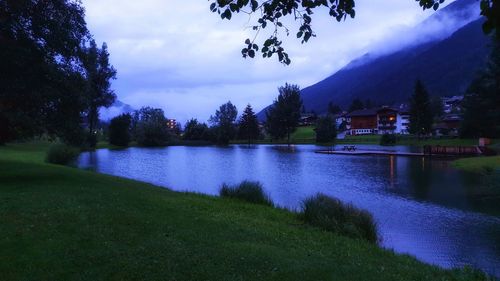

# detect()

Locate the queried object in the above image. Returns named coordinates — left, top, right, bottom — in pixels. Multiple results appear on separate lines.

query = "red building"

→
left=348, top=109, right=378, bottom=135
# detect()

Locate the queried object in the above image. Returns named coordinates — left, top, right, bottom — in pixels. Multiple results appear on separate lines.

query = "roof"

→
left=347, top=108, right=378, bottom=117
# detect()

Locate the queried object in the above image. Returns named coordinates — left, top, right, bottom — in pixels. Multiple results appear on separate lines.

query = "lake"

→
left=78, top=144, right=500, bottom=277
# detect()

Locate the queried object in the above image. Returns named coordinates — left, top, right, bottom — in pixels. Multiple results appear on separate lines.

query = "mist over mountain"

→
left=99, top=100, right=135, bottom=121
left=258, top=0, right=490, bottom=119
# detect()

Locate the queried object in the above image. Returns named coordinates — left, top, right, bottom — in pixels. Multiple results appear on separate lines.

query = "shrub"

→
left=301, top=193, right=378, bottom=243
left=45, top=144, right=80, bottom=165
left=380, top=133, right=397, bottom=146
left=219, top=181, right=273, bottom=206
left=109, top=114, right=132, bottom=146
left=315, top=115, right=337, bottom=143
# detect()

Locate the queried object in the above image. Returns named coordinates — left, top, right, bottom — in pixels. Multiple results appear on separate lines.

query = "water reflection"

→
left=78, top=145, right=500, bottom=277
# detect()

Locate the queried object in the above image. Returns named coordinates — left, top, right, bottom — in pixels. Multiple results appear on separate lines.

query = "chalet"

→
left=433, top=114, right=462, bottom=136
left=442, top=95, right=464, bottom=114
left=299, top=113, right=317, bottom=126
left=348, top=109, right=378, bottom=135
left=333, top=111, right=350, bottom=131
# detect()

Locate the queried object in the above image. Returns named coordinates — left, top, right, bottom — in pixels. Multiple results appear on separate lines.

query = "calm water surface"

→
left=78, top=145, right=500, bottom=277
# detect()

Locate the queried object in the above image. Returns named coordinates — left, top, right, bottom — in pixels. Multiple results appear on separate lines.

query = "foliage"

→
left=461, top=39, right=500, bottom=138
left=265, top=84, right=303, bottom=144
left=409, top=80, right=434, bottom=136
left=183, top=119, right=212, bottom=141
left=0, top=0, right=89, bottom=144
left=301, top=193, right=378, bottom=243
left=209, top=101, right=238, bottom=145
left=82, top=40, right=117, bottom=148
left=109, top=114, right=132, bottom=147
left=45, top=144, right=80, bottom=165
left=327, top=102, right=342, bottom=115
left=315, top=116, right=337, bottom=143
left=348, top=98, right=365, bottom=112
left=380, top=134, right=397, bottom=146
left=132, top=107, right=171, bottom=147
left=220, top=181, right=273, bottom=206
left=209, top=0, right=498, bottom=65
left=237, top=104, right=261, bottom=143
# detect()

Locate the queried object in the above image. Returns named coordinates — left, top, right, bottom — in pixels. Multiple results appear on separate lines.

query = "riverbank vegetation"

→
left=0, top=143, right=492, bottom=280
left=453, top=156, right=500, bottom=173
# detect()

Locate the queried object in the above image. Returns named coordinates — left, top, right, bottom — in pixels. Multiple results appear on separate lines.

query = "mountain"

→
left=258, top=0, right=491, bottom=119
left=99, top=100, right=135, bottom=121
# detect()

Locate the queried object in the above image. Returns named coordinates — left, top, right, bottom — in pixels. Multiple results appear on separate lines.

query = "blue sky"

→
left=83, top=0, right=463, bottom=124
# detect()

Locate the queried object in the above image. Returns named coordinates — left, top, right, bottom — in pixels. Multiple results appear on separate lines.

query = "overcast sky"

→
left=83, top=0, right=459, bottom=124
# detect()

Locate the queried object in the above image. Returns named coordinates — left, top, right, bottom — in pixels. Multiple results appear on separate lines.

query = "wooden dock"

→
left=315, top=150, right=425, bottom=157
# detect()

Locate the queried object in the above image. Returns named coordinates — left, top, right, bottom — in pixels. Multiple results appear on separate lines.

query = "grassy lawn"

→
left=453, top=156, right=500, bottom=173
left=0, top=143, right=491, bottom=280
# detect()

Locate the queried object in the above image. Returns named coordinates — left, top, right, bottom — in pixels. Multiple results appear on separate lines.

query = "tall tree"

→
left=461, top=39, right=500, bottom=138
left=109, top=113, right=132, bottom=147
left=408, top=80, right=434, bottom=136
left=132, top=107, right=171, bottom=146
left=348, top=98, right=364, bottom=112
left=209, top=0, right=498, bottom=64
left=238, top=104, right=261, bottom=144
left=315, top=116, right=337, bottom=143
left=209, top=101, right=238, bottom=145
left=265, top=83, right=303, bottom=145
left=183, top=119, right=211, bottom=141
left=0, top=0, right=89, bottom=144
left=82, top=40, right=117, bottom=147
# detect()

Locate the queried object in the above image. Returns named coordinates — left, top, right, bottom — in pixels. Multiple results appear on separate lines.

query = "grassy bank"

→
left=453, top=156, right=500, bottom=173
left=0, top=143, right=491, bottom=280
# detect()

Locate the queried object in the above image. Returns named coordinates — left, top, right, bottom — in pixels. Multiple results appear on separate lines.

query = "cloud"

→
left=83, top=0, right=467, bottom=124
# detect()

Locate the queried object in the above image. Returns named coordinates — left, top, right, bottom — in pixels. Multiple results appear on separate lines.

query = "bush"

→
left=315, top=116, right=337, bottom=143
left=109, top=114, right=132, bottom=146
left=219, top=181, right=273, bottom=206
left=301, top=193, right=378, bottom=243
left=45, top=144, right=80, bottom=165
left=380, top=133, right=397, bottom=146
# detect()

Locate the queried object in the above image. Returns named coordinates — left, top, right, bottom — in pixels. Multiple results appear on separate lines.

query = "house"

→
left=299, top=113, right=317, bottom=126
left=377, top=107, right=398, bottom=135
left=442, top=95, right=464, bottom=114
left=347, top=109, right=378, bottom=135
left=433, top=114, right=462, bottom=136
left=333, top=111, right=350, bottom=131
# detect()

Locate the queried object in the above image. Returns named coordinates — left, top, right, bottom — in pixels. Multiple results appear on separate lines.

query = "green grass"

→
left=291, top=126, right=316, bottom=141
left=453, top=156, right=500, bottom=173
left=0, top=143, right=492, bottom=280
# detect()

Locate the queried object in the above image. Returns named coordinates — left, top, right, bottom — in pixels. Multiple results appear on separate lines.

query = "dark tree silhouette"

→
left=0, top=0, right=89, bottom=143
left=348, top=98, right=364, bottom=112
left=209, top=101, right=238, bottom=145
left=327, top=102, right=342, bottom=115
left=82, top=40, right=117, bottom=148
left=109, top=114, right=132, bottom=147
left=315, top=116, right=337, bottom=143
left=238, top=104, right=261, bottom=144
left=265, top=83, right=303, bottom=145
left=461, top=39, right=500, bottom=138
left=409, top=80, right=434, bottom=136
left=209, top=0, right=498, bottom=64
left=183, top=119, right=211, bottom=141
left=132, top=107, right=171, bottom=146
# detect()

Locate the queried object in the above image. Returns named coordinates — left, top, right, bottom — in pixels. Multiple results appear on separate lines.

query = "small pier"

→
left=315, top=150, right=425, bottom=157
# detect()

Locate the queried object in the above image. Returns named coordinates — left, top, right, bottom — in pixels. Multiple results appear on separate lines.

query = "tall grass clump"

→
left=301, top=193, right=378, bottom=243
left=45, top=144, right=80, bottom=165
left=219, top=181, right=273, bottom=206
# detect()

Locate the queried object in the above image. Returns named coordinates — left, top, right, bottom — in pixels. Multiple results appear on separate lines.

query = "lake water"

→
left=78, top=144, right=500, bottom=277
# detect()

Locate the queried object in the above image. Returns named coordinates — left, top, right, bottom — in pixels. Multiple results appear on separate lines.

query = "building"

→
left=299, top=113, right=317, bottom=126
left=348, top=109, right=378, bottom=135
left=166, top=119, right=177, bottom=130
left=333, top=111, right=350, bottom=131
left=433, top=114, right=462, bottom=136
left=442, top=95, right=464, bottom=114
left=346, top=105, right=410, bottom=135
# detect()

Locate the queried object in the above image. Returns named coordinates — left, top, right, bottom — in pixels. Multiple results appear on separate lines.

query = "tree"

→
left=183, top=119, right=211, bottom=141
left=460, top=39, right=500, bottom=138
left=0, top=0, right=89, bottom=144
left=82, top=40, right=117, bottom=148
left=209, top=101, right=238, bottom=145
left=238, top=104, right=261, bottom=143
left=408, top=80, right=434, bottom=136
left=265, top=83, right=303, bottom=145
left=348, top=98, right=364, bottom=112
left=364, top=99, right=374, bottom=109
left=315, top=116, right=337, bottom=143
left=209, top=0, right=498, bottom=65
left=109, top=114, right=132, bottom=147
left=132, top=107, right=171, bottom=146
left=327, top=102, right=342, bottom=115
